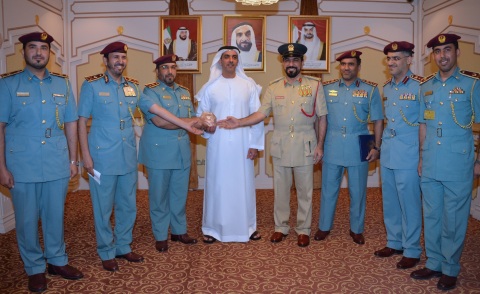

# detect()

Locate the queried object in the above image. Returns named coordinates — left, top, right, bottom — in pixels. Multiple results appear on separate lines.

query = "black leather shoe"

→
left=115, top=252, right=144, bottom=262
left=396, top=257, right=420, bottom=269
left=314, top=229, right=330, bottom=241
left=156, top=240, right=168, bottom=252
left=102, top=259, right=119, bottom=272
left=47, top=264, right=84, bottom=280
left=374, top=247, right=403, bottom=257
left=410, top=267, right=442, bottom=280
left=28, top=273, right=47, bottom=292
left=437, top=274, right=457, bottom=291
left=171, top=234, right=198, bottom=244
left=349, top=230, right=365, bottom=245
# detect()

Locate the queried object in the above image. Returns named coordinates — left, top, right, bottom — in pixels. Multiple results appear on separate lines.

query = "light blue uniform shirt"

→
left=381, top=71, right=421, bottom=170
left=78, top=72, right=139, bottom=175
left=138, top=81, right=194, bottom=170
left=323, top=77, right=383, bottom=166
left=0, top=69, right=78, bottom=182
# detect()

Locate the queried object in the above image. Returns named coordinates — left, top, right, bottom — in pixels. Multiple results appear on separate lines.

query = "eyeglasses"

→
left=386, top=56, right=407, bottom=62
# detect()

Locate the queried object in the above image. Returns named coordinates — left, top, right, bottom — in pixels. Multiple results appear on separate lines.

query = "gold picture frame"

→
left=160, top=15, right=202, bottom=73
left=289, top=16, right=331, bottom=73
left=223, top=15, right=266, bottom=72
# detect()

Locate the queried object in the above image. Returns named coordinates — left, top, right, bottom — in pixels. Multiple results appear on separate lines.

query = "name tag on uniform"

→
left=99, top=92, right=110, bottom=96
left=181, top=95, right=190, bottom=100
left=123, top=86, right=136, bottom=97
left=275, top=96, right=284, bottom=99
left=53, top=94, right=65, bottom=98
left=328, top=90, right=338, bottom=97
left=424, top=109, right=435, bottom=120
left=163, top=95, right=171, bottom=99
left=16, top=92, right=29, bottom=97
left=424, top=90, right=433, bottom=96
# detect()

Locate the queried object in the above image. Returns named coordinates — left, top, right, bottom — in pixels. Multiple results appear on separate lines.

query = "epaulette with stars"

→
left=0, top=69, right=23, bottom=79
left=178, top=84, right=190, bottom=92
left=361, top=79, right=378, bottom=88
left=145, top=82, right=159, bottom=89
left=124, top=76, right=139, bottom=85
left=322, top=79, right=339, bottom=86
left=460, top=70, right=480, bottom=80
left=383, top=78, right=392, bottom=87
left=269, top=77, right=283, bottom=85
left=420, top=73, right=435, bottom=85
left=410, top=74, right=423, bottom=83
left=85, top=73, right=104, bottom=82
left=50, top=72, right=68, bottom=78
left=303, top=75, right=321, bottom=82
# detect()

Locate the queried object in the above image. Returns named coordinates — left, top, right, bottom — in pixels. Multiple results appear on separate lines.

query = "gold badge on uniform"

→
left=392, top=43, right=398, bottom=50
left=123, top=85, right=136, bottom=97
left=163, top=95, right=171, bottom=99
left=328, top=90, right=338, bottom=97
left=438, top=35, right=446, bottom=44
left=181, top=95, right=190, bottom=100
left=353, top=89, right=367, bottom=98
left=424, top=109, right=435, bottom=120
left=298, top=85, right=312, bottom=97
left=424, top=90, right=433, bottom=96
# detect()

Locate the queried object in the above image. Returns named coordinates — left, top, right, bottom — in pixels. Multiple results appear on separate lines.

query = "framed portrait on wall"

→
left=223, top=15, right=266, bottom=72
left=160, top=15, right=202, bottom=73
left=289, top=16, right=331, bottom=73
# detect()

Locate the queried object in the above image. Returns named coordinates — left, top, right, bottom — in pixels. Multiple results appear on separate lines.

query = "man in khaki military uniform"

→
left=218, top=43, right=328, bottom=247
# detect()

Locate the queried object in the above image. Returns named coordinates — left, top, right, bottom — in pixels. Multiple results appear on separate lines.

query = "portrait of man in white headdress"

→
left=297, top=22, right=326, bottom=61
left=165, top=26, right=197, bottom=61
left=230, top=22, right=262, bottom=69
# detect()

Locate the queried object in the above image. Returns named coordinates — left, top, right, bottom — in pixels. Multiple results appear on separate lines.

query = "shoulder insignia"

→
left=85, top=73, right=104, bottom=82
left=124, top=76, right=139, bottom=85
left=269, top=77, right=284, bottom=85
left=361, top=79, right=378, bottom=87
left=322, top=79, right=339, bottom=86
left=178, top=84, right=190, bottom=92
left=0, top=69, right=23, bottom=79
left=460, top=70, right=480, bottom=80
left=145, top=82, right=159, bottom=89
left=50, top=72, right=68, bottom=78
left=420, top=74, right=435, bottom=85
left=383, top=78, right=392, bottom=87
left=304, top=75, right=321, bottom=82
left=410, top=74, right=423, bottom=83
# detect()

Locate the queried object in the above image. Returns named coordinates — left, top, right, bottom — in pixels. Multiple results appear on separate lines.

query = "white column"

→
left=0, top=192, right=15, bottom=233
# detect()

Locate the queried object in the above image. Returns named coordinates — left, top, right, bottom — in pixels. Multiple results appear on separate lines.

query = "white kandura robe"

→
left=197, top=75, right=264, bottom=242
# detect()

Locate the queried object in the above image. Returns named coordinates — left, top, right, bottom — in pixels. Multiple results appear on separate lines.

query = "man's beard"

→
left=180, top=35, right=187, bottom=40
left=285, top=66, right=299, bottom=78
left=25, top=56, right=48, bottom=70
left=237, top=41, right=252, bottom=52
left=304, top=33, right=314, bottom=40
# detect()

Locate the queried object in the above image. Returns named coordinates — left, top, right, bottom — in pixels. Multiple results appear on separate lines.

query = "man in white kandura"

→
left=195, top=45, right=264, bottom=244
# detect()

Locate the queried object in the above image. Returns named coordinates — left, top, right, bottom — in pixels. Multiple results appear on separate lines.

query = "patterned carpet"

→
left=0, top=188, right=479, bottom=293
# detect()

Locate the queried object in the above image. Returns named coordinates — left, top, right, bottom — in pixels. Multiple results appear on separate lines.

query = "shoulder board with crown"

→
left=322, top=79, right=339, bottom=86
left=420, top=73, right=435, bottom=85
left=303, top=75, right=321, bottom=82
left=361, top=79, right=378, bottom=88
left=124, top=76, right=139, bottom=85
left=0, top=69, right=23, bottom=79
left=145, top=82, right=159, bottom=89
left=409, top=74, right=423, bottom=83
left=50, top=72, right=69, bottom=79
left=460, top=70, right=480, bottom=80
left=178, top=84, right=190, bottom=92
left=85, top=73, right=104, bottom=82
left=269, top=77, right=284, bottom=85
left=383, top=78, right=392, bottom=87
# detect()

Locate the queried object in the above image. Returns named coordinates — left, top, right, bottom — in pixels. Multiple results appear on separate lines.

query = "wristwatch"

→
left=373, top=146, right=381, bottom=152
